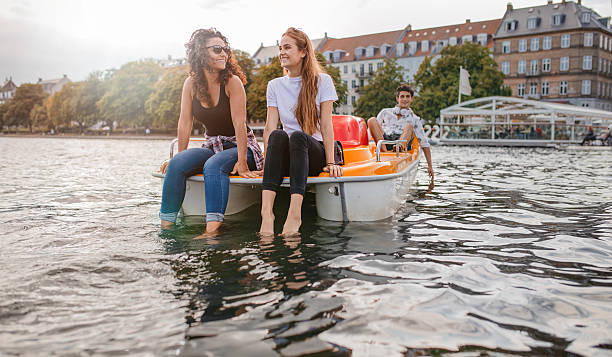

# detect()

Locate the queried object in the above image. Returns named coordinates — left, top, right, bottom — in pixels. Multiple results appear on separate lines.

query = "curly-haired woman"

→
left=159, top=28, right=263, bottom=232
left=259, top=28, right=342, bottom=236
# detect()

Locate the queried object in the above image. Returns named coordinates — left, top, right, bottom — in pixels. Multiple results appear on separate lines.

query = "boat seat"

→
left=332, top=115, right=368, bottom=148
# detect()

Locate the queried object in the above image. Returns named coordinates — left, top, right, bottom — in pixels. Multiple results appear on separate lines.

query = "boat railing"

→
left=169, top=137, right=210, bottom=158
left=375, top=140, right=410, bottom=162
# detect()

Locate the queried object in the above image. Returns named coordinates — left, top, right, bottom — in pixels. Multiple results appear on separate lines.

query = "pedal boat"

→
left=153, top=115, right=422, bottom=221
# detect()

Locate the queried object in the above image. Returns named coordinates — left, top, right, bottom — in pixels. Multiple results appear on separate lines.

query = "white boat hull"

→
left=153, top=151, right=420, bottom=221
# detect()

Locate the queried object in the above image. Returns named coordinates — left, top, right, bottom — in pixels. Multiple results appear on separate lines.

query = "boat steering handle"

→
left=376, top=140, right=409, bottom=161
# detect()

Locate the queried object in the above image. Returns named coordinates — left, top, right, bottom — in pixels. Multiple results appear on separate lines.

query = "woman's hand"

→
left=159, top=159, right=171, bottom=174
left=231, top=161, right=258, bottom=178
left=323, top=163, right=343, bottom=177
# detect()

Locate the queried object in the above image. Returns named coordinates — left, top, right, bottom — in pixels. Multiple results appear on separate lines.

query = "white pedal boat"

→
left=153, top=115, right=422, bottom=221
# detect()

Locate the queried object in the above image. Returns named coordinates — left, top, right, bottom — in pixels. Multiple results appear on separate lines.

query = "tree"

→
left=97, top=60, right=163, bottom=130
left=316, top=52, right=347, bottom=112
left=233, top=49, right=255, bottom=91
left=354, top=58, right=405, bottom=120
left=4, top=83, right=47, bottom=132
left=30, top=103, right=49, bottom=130
left=72, top=72, right=107, bottom=133
left=0, top=102, right=8, bottom=130
left=145, top=66, right=188, bottom=129
left=246, top=57, right=284, bottom=123
left=412, top=42, right=512, bottom=124
left=48, top=82, right=78, bottom=131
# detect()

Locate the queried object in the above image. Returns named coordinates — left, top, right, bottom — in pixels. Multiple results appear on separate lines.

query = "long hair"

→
left=282, top=27, right=325, bottom=135
left=185, top=28, right=246, bottom=107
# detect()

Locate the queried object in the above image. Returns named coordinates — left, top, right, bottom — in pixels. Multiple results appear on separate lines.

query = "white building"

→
left=37, top=75, right=71, bottom=95
left=0, top=78, right=17, bottom=104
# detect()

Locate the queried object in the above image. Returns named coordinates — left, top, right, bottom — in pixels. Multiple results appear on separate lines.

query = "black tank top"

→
left=192, top=83, right=235, bottom=136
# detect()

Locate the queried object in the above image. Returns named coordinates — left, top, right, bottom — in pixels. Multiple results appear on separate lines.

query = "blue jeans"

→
left=160, top=143, right=256, bottom=223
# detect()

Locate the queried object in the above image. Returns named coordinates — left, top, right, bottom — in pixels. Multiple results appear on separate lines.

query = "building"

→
left=493, top=0, right=612, bottom=110
left=319, top=19, right=501, bottom=114
left=0, top=77, right=17, bottom=104
left=252, top=36, right=327, bottom=68
left=156, top=55, right=186, bottom=68
left=37, top=74, right=71, bottom=95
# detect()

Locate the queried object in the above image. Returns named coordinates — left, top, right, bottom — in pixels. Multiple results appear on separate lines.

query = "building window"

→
left=351, top=95, right=356, bottom=105
left=501, top=61, right=510, bottom=75
left=552, top=14, right=565, bottom=26
left=543, top=36, right=552, bottom=50
left=518, top=39, right=527, bottom=52
left=560, top=81, right=568, bottom=95
left=542, top=58, right=551, bottom=72
left=359, top=79, right=364, bottom=88
left=502, top=41, right=511, bottom=54
left=529, top=83, right=538, bottom=96
left=449, top=37, right=457, bottom=46
left=368, top=63, right=373, bottom=74
left=351, top=64, right=356, bottom=73
left=527, top=17, right=540, bottom=29
left=518, top=60, right=526, bottom=74
left=583, top=56, right=592, bottom=70
left=542, top=81, right=549, bottom=96
left=584, top=33, right=593, bottom=47
left=561, top=34, right=570, bottom=48
left=530, top=38, right=539, bottom=51
left=560, top=56, right=569, bottom=71
left=462, top=35, right=473, bottom=43
left=377, top=62, right=383, bottom=69
left=517, top=83, right=525, bottom=96
left=581, top=12, right=591, bottom=23
left=582, top=80, right=591, bottom=95
left=343, top=65, right=348, bottom=74
left=505, top=20, right=518, bottom=32
left=422, top=40, right=429, bottom=52
left=530, top=59, right=538, bottom=75
left=359, top=64, right=364, bottom=76
left=477, top=34, right=488, bottom=46
left=351, top=80, right=356, bottom=88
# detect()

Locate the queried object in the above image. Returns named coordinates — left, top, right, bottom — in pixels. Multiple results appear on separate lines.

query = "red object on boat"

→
left=332, top=115, right=368, bottom=148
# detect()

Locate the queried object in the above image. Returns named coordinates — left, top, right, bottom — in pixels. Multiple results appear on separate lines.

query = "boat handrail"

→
left=169, top=137, right=209, bottom=158
left=375, top=140, right=410, bottom=161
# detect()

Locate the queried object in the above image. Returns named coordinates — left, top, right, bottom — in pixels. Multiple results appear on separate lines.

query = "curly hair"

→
left=185, top=28, right=246, bottom=107
left=282, top=27, right=325, bottom=136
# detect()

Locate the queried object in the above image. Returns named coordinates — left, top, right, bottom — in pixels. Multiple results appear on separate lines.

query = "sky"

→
left=1, top=0, right=610, bottom=85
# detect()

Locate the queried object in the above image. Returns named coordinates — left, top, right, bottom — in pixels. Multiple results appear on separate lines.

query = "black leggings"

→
left=262, top=129, right=326, bottom=195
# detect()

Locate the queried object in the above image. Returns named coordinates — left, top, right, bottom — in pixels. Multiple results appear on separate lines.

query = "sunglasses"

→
left=206, top=45, right=230, bottom=54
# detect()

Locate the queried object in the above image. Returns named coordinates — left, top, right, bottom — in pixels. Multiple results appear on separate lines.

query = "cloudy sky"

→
left=1, top=0, right=610, bottom=85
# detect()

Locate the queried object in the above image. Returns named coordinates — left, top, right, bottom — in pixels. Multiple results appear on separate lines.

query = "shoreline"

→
left=0, top=134, right=176, bottom=140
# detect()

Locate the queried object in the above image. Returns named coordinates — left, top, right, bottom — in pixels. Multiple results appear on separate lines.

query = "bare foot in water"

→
left=281, top=216, right=301, bottom=236
left=260, top=212, right=275, bottom=235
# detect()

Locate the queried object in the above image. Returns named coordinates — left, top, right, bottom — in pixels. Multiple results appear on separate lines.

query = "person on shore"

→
left=580, top=126, right=597, bottom=146
left=259, top=27, right=341, bottom=236
left=159, top=28, right=263, bottom=232
left=367, top=84, right=434, bottom=181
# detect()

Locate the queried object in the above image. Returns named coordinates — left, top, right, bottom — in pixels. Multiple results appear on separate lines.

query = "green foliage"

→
left=30, top=103, right=48, bottom=130
left=145, top=66, right=188, bottom=129
left=0, top=102, right=8, bottom=129
left=233, top=49, right=255, bottom=91
left=4, top=83, right=47, bottom=132
left=48, top=82, right=78, bottom=131
left=354, top=58, right=405, bottom=119
left=246, top=57, right=283, bottom=123
left=316, top=52, right=347, bottom=113
left=412, top=42, right=512, bottom=124
left=97, top=60, right=163, bottom=130
left=71, top=72, right=107, bottom=132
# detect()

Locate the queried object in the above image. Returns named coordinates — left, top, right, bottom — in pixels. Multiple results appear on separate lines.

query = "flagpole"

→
left=458, top=66, right=462, bottom=104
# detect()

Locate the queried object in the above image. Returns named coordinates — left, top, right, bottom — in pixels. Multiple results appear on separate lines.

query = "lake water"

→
left=0, top=137, right=610, bottom=356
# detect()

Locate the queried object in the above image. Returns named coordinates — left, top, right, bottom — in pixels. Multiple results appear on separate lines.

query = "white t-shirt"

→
left=266, top=73, right=338, bottom=141
left=376, top=107, right=430, bottom=148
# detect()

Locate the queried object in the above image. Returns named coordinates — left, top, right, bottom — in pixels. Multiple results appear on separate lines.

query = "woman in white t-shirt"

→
left=259, top=27, right=342, bottom=235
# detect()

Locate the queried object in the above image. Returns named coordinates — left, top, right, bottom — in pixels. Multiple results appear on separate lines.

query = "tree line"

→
left=1, top=42, right=507, bottom=133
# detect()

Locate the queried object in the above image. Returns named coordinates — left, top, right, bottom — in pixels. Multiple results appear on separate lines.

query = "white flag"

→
left=459, top=67, right=472, bottom=96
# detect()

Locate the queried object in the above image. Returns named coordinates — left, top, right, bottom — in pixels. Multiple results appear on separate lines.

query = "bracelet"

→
left=326, top=162, right=336, bottom=165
